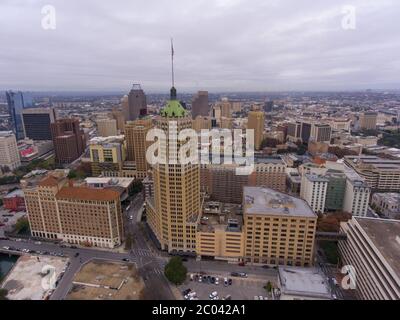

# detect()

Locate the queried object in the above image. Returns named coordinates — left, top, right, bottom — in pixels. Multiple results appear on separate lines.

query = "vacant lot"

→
left=1, top=254, right=68, bottom=300
left=67, top=260, right=144, bottom=300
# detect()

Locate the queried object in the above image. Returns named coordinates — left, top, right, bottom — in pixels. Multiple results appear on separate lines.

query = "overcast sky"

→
left=1, top=0, right=399, bottom=92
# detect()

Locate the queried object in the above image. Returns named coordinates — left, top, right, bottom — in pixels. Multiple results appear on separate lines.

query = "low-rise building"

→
left=3, top=189, right=25, bottom=212
left=371, top=193, right=400, bottom=219
left=278, top=267, right=333, bottom=300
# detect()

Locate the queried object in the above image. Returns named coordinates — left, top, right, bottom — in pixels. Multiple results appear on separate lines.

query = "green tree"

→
left=14, top=217, right=30, bottom=234
left=164, top=257, right=187, bottom=285
left=264, top=281, right=273, bottom=293
left=0, top=288, right=8, bottom=300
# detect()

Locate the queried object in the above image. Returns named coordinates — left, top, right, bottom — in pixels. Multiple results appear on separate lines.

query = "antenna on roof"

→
left=171, top=38, right=175, bottom=88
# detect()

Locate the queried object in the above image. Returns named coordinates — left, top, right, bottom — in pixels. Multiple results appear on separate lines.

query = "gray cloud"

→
left=0, top=0, right=399, bottom=92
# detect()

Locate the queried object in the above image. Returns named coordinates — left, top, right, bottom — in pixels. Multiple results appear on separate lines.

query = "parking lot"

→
left=179, top=272, right=274, bottom=300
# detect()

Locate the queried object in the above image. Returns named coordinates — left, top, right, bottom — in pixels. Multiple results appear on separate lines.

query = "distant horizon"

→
left=1, top=88, right=400, bottom=96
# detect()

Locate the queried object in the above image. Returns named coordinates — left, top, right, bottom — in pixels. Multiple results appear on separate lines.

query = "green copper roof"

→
left=160, top=99, right=187, bottom=118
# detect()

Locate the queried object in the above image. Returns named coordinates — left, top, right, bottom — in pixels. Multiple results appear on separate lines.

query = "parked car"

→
left=238, top=262, right=245, bottom=266
left=262, top=265, right=270, bottom=269
left=231, top=272, right=240, bottom=277
left=238, top=272, right=247, bottom=278
left=182, top=288, right=191, bottom=296
left=215, top=277, right=219, bottom=285
left=209, top=291, right=218, bottom=299
left=228, top=278, right=232, bottom=285
left=223, top=278, right=228, bottom=286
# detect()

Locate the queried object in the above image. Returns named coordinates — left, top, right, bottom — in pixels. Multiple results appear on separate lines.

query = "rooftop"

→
left=243, top=187, right=316, bottom=218
left=85, top=177, right=134, bottom=189
left=355, top=217, right=400, bottom=276
left=4, top=189, right=24, bottom=198
left=305, top=173, right=329, bottom=183
left=198, top=202, right=243, bottom=233
left=56, top=186, right=120, bottom=201
left=278, top=266, right=332, bottom=299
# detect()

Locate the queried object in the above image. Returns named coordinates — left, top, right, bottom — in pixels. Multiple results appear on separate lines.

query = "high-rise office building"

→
left=300, top=173, right=329, bottom=213
left=123, top=84, right=147, bottom=121
left=51, top=118, right=86, bottom=164
left=146, top=87, right=200, bottom=254
left=247, top=111, right=265, bottom=150
left=96, top=118, right=118, bottom=137
left=89, top=136, right=125, bottom=177
left=300, top=122, right=312, bottom=143
left=191, top=91, right=209, bottom=118
left=0, top=131, right=21, bottom=170
left=287, top=121, right=302, bottom=142
left=22, top=170, right=123, bottom=248
left=111, top=108, right=125, bottom=133
left=263, top=100, right=274, bottom=113
left=6, top=90, right=34, bottom=140
left=359, top=112, right=378, bottom=130
left=125, top=118, right=153, bottom=179
left=324, top=170, right=347, bottom=212
left=310, top=124, right=332, bottom=143
left=192, top=116, right=212, bottom=132
left=22, top=107, right=57, bottom=141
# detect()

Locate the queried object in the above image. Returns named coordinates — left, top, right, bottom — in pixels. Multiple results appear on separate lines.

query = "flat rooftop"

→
left=355, top=217, right=400, bottom=276
left=243, top=187, right=316, bottom=218
left=85, top=177, right=134, bottom=189
left=198, top=202, right=243, bottom=233
left=278, top=267, right=332, bottom=299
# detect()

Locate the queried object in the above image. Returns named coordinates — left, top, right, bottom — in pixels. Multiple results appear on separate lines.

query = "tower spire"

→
left=170, top=38, right=177, bottom=100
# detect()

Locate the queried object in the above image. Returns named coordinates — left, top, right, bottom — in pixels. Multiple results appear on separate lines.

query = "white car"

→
left=209, top=291, right=218, bottom=299
left=215, top=277, right=219, bottom=285
left=2, top=246, right=10, bottom=250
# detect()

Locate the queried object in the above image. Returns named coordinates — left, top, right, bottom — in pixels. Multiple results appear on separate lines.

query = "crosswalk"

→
left=131, top=248, right=153, bottom=257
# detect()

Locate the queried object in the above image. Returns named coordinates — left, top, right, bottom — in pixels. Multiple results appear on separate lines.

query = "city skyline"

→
left=1, top=0, right=400, bottom=92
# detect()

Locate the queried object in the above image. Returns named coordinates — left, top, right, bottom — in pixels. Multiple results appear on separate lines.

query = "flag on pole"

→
left=171, top=38, right=174, bottom=57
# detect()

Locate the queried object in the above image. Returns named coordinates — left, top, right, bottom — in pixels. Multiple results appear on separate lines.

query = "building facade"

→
left=124, top=118, right=153, bottom=179
left=146, top=87, right=201, bottom=254
left=191, top=91, right=209, bottom=118
left=338, top=217, right=400, bottom=300
left=0, top=131, right=21, bottom=170
left=6, top=91, right=34, bottom=140
left=243, top=187, right=317, bottom=267
left=247, top=111, right=265, bottom=151
left=124, top=84, right=147, bottom=121
left=51, top=118, right=86, bottom=164
left=96, top=118, right=118, bottom=137
left=300, top=174, right=328, bottom=213
left=22, top=107, right=57, bottom=141
left=21, top=170, right=123, bottom=248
